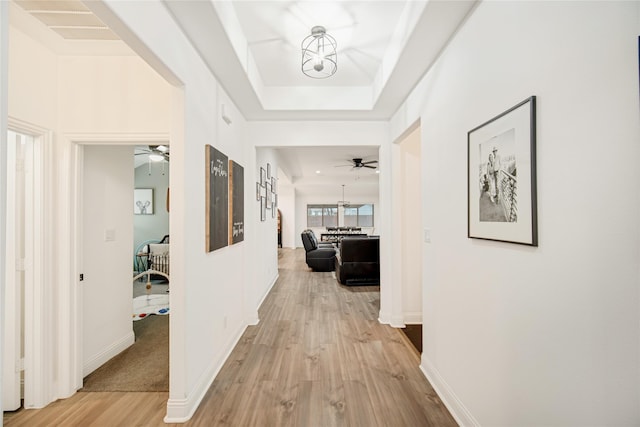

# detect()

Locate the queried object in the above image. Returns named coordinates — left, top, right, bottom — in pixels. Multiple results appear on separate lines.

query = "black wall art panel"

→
left=230, top=160, right=244, bottom=244
left=205, top=145, right=229, bottom=252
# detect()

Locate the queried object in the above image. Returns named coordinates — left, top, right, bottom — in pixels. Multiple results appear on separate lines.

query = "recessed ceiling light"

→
left=375, top=169, right=380, bottom=174
left=316, top=170, right=321, bottom=174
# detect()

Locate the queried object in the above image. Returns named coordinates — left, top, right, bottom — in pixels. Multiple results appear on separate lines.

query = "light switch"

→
left=105, top=229, right=116, bottom=242
left=424, top=228, right=431, bottom=243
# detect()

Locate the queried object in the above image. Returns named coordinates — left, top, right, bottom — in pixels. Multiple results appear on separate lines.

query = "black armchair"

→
left=301, top=230, right=336, bottom=272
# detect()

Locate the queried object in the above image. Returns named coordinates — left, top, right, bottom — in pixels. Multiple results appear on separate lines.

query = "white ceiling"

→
left=231, top=1, right=407, bottom=88
left=274, top=145, right=380, bottom=197
left=11, top=0, right=477, bottom=193
left=164, top=0, right=478, bottom=121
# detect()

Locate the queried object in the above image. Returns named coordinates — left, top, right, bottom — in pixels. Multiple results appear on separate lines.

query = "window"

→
left=307, top=204, right=338, bottom=227
left=307, top=203, right=374, bottom=227
left=343, top=204, right=374, bottom=227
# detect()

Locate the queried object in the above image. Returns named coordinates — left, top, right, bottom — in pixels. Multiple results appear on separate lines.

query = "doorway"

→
left=393, top=123, right=423, bottom=351
left=77, top=142, right=170, bottom=393
left=2, top=123, right=52, bottom=411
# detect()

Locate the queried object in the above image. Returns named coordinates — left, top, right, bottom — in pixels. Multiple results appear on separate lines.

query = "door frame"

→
left=3, top=118, right=53, bottom=409
left=61, top=133, right=170, bottom=392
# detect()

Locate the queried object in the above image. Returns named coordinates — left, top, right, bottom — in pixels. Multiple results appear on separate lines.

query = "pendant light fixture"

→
left=301, top=26, right=337, bottom=79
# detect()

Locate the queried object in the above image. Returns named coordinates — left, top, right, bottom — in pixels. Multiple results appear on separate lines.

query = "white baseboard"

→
left=164, top=322, right=246, bottom=423
left=378, top=310, right=391, bottom=325
left=403, top=311, right=422, bottom=324
left=164, top=273, right=279, bottom=423
left=82, top=331, right=135, bottom=377
left=420, top=355, right=480, bottom=427
left=390, top=314, right=405, bottom=328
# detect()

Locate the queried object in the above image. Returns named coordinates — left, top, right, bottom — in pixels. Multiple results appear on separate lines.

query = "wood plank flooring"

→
left=3, top=248, right=456, bottom=426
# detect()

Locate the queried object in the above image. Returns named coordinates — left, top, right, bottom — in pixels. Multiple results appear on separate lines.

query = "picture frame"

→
left=256, top=182, right=261, bottom=201
left=467, top=96, right=537, bottom=246
left=266, top=183, right=272, bottom=209
left=134, top=188, right=154, bottom=215
left=260, top=167, right=266, bottom=186
left=260, top=196, right=266, bottom=221
left=267, top=163, right=271, bottom=180
left=271, top=202, right=276, bottom=218
left=271, top=176, right=276, bottom=193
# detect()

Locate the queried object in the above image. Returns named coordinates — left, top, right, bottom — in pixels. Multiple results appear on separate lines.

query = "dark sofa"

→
left=301, top=230, right=336, bottom=272
left=335, top=237, right=380, bottom=285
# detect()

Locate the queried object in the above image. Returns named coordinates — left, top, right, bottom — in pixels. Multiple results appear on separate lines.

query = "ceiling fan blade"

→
left=362, top=160, right=378, bottom=165
left=363, top=165, right=377, bottom=169
left=334, top=164, right=353, bottom=168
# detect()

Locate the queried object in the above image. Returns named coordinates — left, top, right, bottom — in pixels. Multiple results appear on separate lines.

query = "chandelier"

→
left=301, top=26, right=337, bottom=79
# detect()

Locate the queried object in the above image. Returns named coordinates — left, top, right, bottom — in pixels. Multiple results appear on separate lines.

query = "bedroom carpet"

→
left=80, top=314, right=169, bottom=392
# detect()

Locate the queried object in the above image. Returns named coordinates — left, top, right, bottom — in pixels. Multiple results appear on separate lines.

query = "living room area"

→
left=269, top=134, right=423, bottom=350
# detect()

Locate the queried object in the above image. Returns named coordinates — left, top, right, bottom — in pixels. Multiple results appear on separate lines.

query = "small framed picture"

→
left=134, top=188, right=154, bottom=215
left=260, top=167, right=266, bottom=186
left=271, top=177, right=276, bottom=193
left=267, top=163, right=271, bottom=180
left=260, top=196, right=266, bottom=221
left=271, top=202, right=277, bottom=218
left=256, top=182, right=261, bottom=201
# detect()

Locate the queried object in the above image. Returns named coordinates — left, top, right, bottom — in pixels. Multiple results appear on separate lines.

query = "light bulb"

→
left=149, top=153, right=164, bottom=162
left=313, top=53, right=324, bottom=71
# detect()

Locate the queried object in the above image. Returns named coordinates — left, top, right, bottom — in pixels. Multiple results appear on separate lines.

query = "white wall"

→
left=391, top=2, right=640, bottom=425
left=277, top=173, right=296, bottom=249
left=96, top=2, right=257, bottom=421
left=82, top=146, right=134, bottom=376
left=8, top=22, right=58, bottom=130
left=134, top=162, right=170, bottom=255
left=6, top=11, right=173, bottom=406
left=253, top=148, right=279, bottom=308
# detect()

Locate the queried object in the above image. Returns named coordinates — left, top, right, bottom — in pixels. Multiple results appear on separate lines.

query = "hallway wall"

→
left=391, top=1, right=640, bottom=425
left=7, top=9, right=172, bottom=406
left=98, top=1, right=255, bottom=421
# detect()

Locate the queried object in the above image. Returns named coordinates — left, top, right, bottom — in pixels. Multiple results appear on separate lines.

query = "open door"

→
left=3, top=126, right=51, bottom=411
left=2, top=130, right=24, bottom=411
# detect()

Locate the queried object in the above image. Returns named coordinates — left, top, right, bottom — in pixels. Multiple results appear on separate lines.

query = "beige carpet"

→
left=80, top=314, right=169, bottom=392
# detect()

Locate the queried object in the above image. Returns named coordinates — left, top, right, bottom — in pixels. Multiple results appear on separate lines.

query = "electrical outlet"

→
left=424, top=229, right=431, bottom=243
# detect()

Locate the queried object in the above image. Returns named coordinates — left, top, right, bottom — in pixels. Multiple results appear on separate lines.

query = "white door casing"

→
left=2, top=120, right=53, bottom=410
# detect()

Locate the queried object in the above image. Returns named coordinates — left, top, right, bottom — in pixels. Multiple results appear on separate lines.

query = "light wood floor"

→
left=4, top=248, right=456, bottom=427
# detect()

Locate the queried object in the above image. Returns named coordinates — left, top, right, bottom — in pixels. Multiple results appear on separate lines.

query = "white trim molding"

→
left=82, top=332, right=134, bottom=377
left=420, top=355, right=480, bottom=427
left=164, top=321, right=247, bottom=423
left=58, top=132, right=170, bottom=401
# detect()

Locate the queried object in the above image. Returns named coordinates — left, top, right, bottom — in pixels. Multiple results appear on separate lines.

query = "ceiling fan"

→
left=135, top=145, right=170, bottom=162
left=335, top=158, right=378, bottom=170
